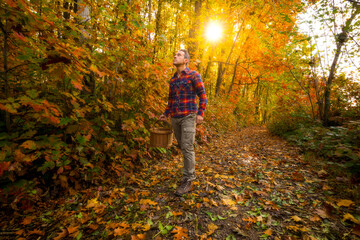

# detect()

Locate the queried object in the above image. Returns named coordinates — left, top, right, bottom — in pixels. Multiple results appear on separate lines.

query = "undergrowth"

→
left=268, top=113, right=360, bottom=181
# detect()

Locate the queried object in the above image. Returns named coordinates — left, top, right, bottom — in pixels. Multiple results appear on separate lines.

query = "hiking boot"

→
left=175, top=180, right=193, bottom=196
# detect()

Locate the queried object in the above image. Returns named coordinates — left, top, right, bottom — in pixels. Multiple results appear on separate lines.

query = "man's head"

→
left=173, top=49, right=190, bottom=67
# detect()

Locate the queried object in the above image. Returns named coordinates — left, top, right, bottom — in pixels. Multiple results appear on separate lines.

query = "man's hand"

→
left=159, top=114, right=167, bottom=121
left=196, top=115, right=203, bottom=124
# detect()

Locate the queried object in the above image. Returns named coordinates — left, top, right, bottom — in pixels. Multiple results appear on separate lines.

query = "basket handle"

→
left=152, top=119, right=172, bottom=128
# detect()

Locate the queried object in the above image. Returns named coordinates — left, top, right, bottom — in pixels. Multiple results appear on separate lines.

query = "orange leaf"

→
left=131, top=223, right=150, bottom=231
left=15, top=229, right=25, bottom=236
left=53, top=228, right=68, bottom=240
left=337, top=199, right=355, bottom=207
left=66, top=225, right=79, bottom=234
left=172, top=211, right=183, bottom=216
left=172, top=226, right=189, bottom=240
left=88, top=224, right=98, bottom=230
left=21, top=216, right=35, bottom=225
left=114, top=227, right=129, bottom=236
left=139, top=199, right=157, bottom=206
left=131, top=234, right=146, bottom=240
left=310, top=215, right=321, bottom=222
left=343, top=213, right=360, bottom=224
left=200, top=223, right=218, bottom=239
left=264, top=228, right=273, bottom=235
left=28, top=229, right=45, bottom=236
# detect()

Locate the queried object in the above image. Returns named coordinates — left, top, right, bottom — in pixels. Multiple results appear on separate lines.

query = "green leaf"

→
left=26, top=89, right=39, bottom=99
left=76, top=135, right=87, bottom=145
left=60, top=117, right=72, bottom=126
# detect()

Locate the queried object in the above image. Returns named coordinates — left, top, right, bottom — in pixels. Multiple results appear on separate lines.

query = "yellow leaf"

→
left=221, top=198, right=235, bottom=206
left=264, top=229, right=273, bottom=235
left=291, top=215, right=303, bottom=222
left=337, top=199, right=355, bottom=207
left=86, top=198, right=100, bottom=208
left=343, top=213, right=360, bottom=224
left=216, top=185, right=224, bottom=191
left=21, top=140, right=37, bottom=150
left=205, top=223, right=218, bottom=236
left=131, top=223, right=150, bottom=231
left=257, top=216, right=263, bottom=222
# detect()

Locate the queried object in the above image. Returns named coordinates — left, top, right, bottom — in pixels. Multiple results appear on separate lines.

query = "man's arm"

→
left=193, top=73, right=207, bottom=122
left=159, top=83, right=172, bottom=120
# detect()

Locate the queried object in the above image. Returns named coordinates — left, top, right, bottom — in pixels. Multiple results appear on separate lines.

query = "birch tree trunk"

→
left=323, top=4, right=360, bottom=126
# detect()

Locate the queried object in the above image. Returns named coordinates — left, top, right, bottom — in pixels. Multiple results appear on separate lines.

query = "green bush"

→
left=268, top=115, right=360, bottom=178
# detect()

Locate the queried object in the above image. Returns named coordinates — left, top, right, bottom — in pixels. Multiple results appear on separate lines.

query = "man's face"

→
left=173, top=51, right=188, bottom=67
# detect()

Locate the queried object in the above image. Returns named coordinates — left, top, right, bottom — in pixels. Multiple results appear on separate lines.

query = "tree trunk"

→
left=215, top=21, right=243, bottom=96
left=1, top=16, right=10, bottom=132
left=148, top=0, right=152, bottom=41
left=188, top=0, right=202, bottom=57
left=323, top=4, right=360, bottom=126
left=215, top=62, right=223, bottom=96
left=228, top=57, right=240, bottom=94
left=153, top=0, right=163, bottom=60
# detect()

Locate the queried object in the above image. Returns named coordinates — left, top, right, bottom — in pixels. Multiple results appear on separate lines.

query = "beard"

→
left=173, top=60, right=186, bottom=67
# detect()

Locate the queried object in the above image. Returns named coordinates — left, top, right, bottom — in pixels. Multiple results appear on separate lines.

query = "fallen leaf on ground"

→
left=28, top=229, right=45, bottom=236
left=53, top=228, right=68, bottom=240
left=343, top=213, right=360, bottom=224
left=139, top=199, right=157, bottom=206
left=131, top=234, right=146, bottom=240
left=172, top=226, right=188, bottom=240
left=21, top=216, right=35, bottom=225
left=309, top=215, right=321, bottom=222
left=291, top=215, right=303, bottom=222
left=264, top=228, right=273, bottom=235
left=317, top=170, right=328, bottom=178
left=337, top=199, right=355, bottom=207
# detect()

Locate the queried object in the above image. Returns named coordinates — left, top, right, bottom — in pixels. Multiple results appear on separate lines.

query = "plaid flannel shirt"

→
left=164, top=67, right=207, bottom=118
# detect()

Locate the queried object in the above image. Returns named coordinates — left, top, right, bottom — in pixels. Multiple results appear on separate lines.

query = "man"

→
left=159, top=49, right=207, bottom=196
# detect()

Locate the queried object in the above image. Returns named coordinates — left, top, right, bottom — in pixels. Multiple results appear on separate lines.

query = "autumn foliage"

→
left=1, top=0, right=360, bottom=238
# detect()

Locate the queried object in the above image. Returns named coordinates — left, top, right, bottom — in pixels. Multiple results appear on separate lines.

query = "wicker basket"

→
left=150, top=121, right=173, bottom=148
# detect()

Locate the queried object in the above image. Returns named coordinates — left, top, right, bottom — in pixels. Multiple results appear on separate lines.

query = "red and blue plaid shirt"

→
left=164, top=67, right=207, bottom=118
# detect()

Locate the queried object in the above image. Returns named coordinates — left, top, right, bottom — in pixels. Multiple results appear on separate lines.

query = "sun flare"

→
left=206, top=22, right=222, bottom=42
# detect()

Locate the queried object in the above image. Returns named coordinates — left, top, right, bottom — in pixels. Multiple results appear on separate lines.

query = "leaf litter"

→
left=1, top=126, right=359, bottom=239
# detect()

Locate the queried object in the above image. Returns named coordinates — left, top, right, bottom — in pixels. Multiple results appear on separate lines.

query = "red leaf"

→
left=0, top=162, right=10, bottom=176
left=6, top=0, right=17, bottom=7
left=13, top=31, right=28, bottom=42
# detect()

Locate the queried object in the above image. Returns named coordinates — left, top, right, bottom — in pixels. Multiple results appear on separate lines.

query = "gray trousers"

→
left=171, top=114, right=196, bottom=181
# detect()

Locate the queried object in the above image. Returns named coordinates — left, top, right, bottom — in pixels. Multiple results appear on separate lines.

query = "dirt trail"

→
left=2, top=127, right=359, bottom=239
left=140, top=126, right=359, bottom=239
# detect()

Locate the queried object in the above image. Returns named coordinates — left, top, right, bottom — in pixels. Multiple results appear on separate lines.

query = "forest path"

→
left=138, top=126, right=359, bottom=239
left=4, top=127, right=359, bottom=240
